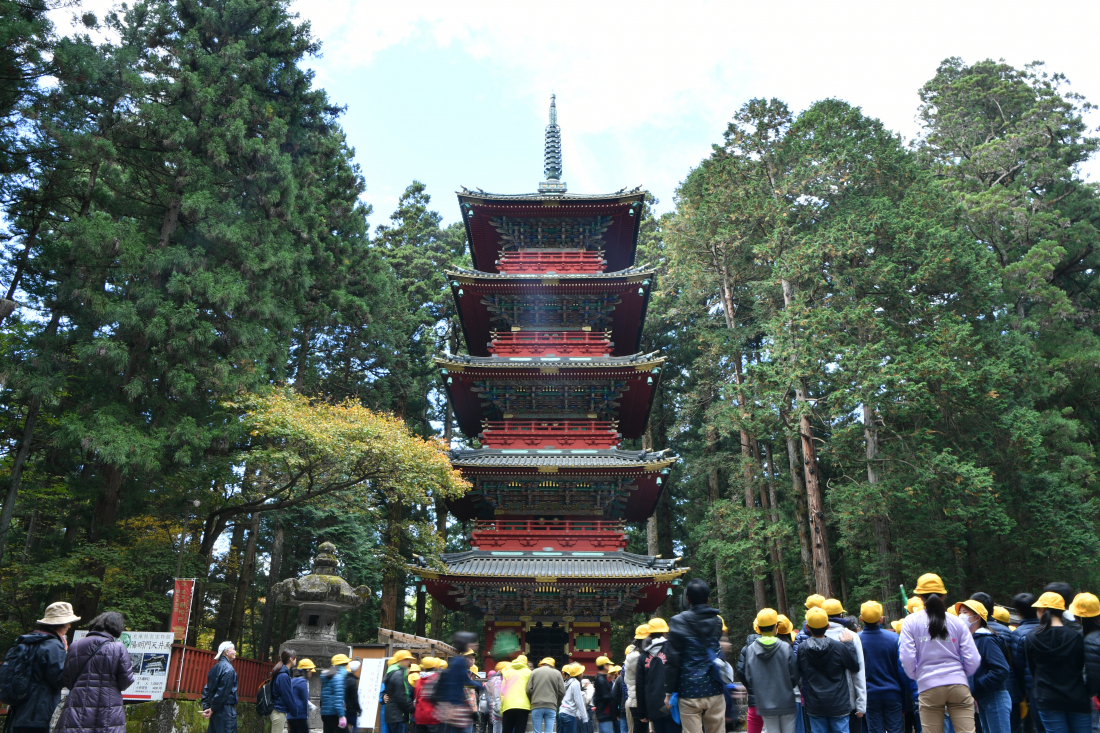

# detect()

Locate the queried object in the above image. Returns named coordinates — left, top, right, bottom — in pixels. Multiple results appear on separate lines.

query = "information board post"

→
left=357, top=658, right=386, bottom=731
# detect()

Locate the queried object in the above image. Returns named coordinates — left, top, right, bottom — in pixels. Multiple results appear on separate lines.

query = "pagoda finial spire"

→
left=539, top=94, right=566, bottom=193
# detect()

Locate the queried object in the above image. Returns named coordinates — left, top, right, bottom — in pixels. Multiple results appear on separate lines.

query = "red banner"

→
left=171, top=579, right=194, bottom=641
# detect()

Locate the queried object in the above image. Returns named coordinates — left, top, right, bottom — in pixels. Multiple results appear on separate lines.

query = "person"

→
left=289, top=660, right=316, bottom=733
left=583, top=678, right=596, bottom=733
left=821, top=599, right=866, bottom=732
left=969, top=593, right=1018, bottom=732
left=384, top=650, right=417, bottom=733
left=486, top=661, right=506, bottom=733
left=415, top=657, right=443, bottom=733
left=666, top=579, right=726, bottom=733
left=1011, top=593, right=1041, bottom=733
left=795, top=596, right=828, bottom=654
left=502, top=655, right=533, bottom=733
left=637, top=618, right=679, bottom=733
left=202, top=641, right=240, bottom=733
left=5, top=601, right=77, bottom=733
left=347, top=659, right=363, bottom=732
left=625, top=627, right=648, bottom=733
left=610, top=666, right=624, bottom=733
left=858, top=601, right=907, bottom=733
left=593, top=656, right=619, bottom=733
left=56, top=611, right=134, bottom=733
left=271, top=649, right=297, bottom=733
left=899, top=574, right=981, bottom=733
left=436, top=633, right=485, bottom=733
left=528, top=657, right=566, bottom=733
left=736, top=619, right=764, bottom=733
left=1069, top=593, right=1100, bottom=733
left=1023, top=592, right=1090, bottom=733
left=797, top=607, right=860, bottom=733
left=1041, top=585, right=1076, bottom=624
left=743, top=608, right=799, bottom=733
left=321, top=653, right=351, bottom=733
left=560, top=663, right=590, bottom=733
left=955, top=600, right=1010, bottom=733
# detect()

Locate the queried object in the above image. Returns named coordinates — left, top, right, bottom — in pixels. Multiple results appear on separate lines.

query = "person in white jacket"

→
left=560, top=664, right=590, bottom=733
left=624, top=625, right=648, bottom=733
left=822, top=599, right=867, bottom=730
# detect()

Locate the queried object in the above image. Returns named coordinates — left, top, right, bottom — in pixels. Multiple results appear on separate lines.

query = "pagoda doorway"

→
left=526, top=622, right=569, bottom=669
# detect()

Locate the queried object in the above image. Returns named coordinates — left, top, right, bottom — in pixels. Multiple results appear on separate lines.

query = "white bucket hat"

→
left=38, top=602, right=80, bottom=626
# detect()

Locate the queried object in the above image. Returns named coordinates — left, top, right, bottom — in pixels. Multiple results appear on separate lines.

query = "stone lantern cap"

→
left=271, top=541, right=371, bottom=609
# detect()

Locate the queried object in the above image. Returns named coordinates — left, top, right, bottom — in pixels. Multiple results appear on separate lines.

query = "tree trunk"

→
left=706, top=424, right=725, bottom=611
left=379, top=499, right=403, bottom=631
left=212, top=520, right=246, bottom=647
left=227, top=511, right=261, bottom=650
left=415, top=583, right=427, bottom=637
left=760, top=442, right=788, bottom=614
left=73, top=463, right=126, bottom=620
left=732, top=354, right=767, bottom=609
left=294, top=325, right=311, bottom=393
left=783, top=427, right=814, bottom=593
left=20, top=510, right=39, bottom=564
left=864, top=405, right=898, bottom=617
left=259, top=510, right=285, bottom=660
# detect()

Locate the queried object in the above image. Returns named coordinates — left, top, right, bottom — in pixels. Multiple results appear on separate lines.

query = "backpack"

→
left=0, top=638, right=37, bottom=706
left=255, top=679, right=276, bottom=717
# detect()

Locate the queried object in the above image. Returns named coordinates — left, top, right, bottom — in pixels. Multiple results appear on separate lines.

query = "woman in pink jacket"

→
left=899, top=574, right=981, bottom=733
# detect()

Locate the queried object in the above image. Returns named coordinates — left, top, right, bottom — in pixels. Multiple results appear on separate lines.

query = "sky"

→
left=55, top=0, right=1100, bottom=227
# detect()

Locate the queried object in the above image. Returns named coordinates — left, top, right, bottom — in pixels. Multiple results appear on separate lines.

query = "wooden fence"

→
left=164, top=644, right=270, bottom=703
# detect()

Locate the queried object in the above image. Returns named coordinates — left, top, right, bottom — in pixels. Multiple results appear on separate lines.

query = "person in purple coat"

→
left=56, top=611, right=135, bottom=733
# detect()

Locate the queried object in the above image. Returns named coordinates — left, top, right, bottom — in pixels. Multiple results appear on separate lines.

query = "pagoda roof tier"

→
left=412, top=550, right=686, bottom=615
left=447, top=267, right=654, bottom=357
left=456, top=189, right=647, bottom=273
left=437, top=355, right=664, bottom=439
left=444, top=448, right=675, bottom=522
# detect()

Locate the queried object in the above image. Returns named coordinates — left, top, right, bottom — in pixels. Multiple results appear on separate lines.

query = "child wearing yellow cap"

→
left=798, top=607, right=861, bottom=731
left=858, top=601, right=907, bottom=733
left=742, top=609, right=798, bottom=733
left=1023, top=591, right=1091, bottom=733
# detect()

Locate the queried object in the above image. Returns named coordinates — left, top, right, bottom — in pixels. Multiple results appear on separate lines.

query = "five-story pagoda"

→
left=413, top=96, right=685, bottom=672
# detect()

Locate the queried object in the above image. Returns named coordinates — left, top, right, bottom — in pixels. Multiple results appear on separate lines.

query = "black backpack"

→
left=255, top=678, right=276, bottom=717
left=0, top=638, right=38, bottom=706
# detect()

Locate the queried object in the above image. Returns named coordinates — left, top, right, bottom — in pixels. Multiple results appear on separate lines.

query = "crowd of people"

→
left=7, top=572, right=1099, bottom=733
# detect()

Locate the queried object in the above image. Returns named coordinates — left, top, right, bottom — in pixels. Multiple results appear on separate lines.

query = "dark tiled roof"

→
left=448, top=448, right=676, bottom=468
left=447, top=266, right=654, bottom=280
left=438, top=352, right=663, bottom=368
left=457, top=188, right=646, bottom=202
left=425, top=549, right=683, bottom=579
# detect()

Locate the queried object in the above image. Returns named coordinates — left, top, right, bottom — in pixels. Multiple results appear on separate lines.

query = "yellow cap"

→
left=776, top=615, right=793, bottom=636
left=947, top=605, right=959, bottom=616
left=756, top=608, right=779, bottom=627
left=634, top=624, right=651, bottom=640
left=806, top=607, right=829, bottom=629
left=332, top=653, right=351, bottom=666
left=463, top=649, right=475, bottom=656
left=861, top=601, right=883, bottom=624
left=753, top=619, right=760, bottom=634
left=993, top=606, right=1012, bottom=624
left=822, top=599, right=845, bottom=616
left=906, top=597, right=924, bottom=614
left=390, top=650, right=414, bottom=664
left=539, top=657, right=556, bottom=667
left=513, top=655, right=527, bottom=666
left=891, top=620, right=903, bottom=634
left=806, top=594, right=826, bottom=610
left=1070, top=593, right=1100, bottom=619
left=297, top=658, right=316, bottom=671
left=610, top=665, right=622, bottom=674
left=1033, top=591, right=1066, bottom=611
left=495, top=661, right=508, bottom=672
left=913, top=573, right=947, bottom=595
left=410, top=664, right=421, bottom=672
left=718, top=614, right=728, bottom=634
left=565, top=662, right=584, bottom=677
left=420, top=657, right=441, bottom=670
left=647, top=618, right=669, bottom=634
left=441, top=661, right=449, bottom=668
left=625, top=645, right=634, bottom=656
left=470, top=665, right=479, bottom=674
left=595, top=656, right=612, bottom=667
left=956, top=599, right=988, bottom=620
left=408, top=672, right=420, bottom=685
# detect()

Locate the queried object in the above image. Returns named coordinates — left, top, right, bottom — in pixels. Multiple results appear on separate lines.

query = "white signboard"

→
left=74, top=630, right=174, bottom=701
left=357, top=658, right=387, bottom=730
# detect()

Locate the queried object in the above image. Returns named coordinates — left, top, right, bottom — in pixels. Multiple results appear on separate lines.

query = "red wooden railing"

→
left=471, top=519, right=627, bottom=550
left=497, top=251, right=606, bottom=274
left=489, top=330, right=613, bottom=358
left=164, top=645, right=270, bottom=702
left=480, top=419, right=619, bottom=448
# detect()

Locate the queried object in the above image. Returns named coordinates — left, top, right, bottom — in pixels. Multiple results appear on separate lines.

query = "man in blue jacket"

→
left=857, top=602, right=907, bottom=733
left=665, top=579, right=726, bottom=733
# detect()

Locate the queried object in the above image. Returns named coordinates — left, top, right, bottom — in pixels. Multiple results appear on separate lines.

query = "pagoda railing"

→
left=496, top=251, right=606, bottom=274
left=480, top=419, right=619, bottom=448
left=488, top=331, right=612, bottom=358
left=471, top=519, right=627, bottom=550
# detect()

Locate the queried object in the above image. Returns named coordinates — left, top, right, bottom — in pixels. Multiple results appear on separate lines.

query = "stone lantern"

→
left=272, top=541, right=370, bottom=726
